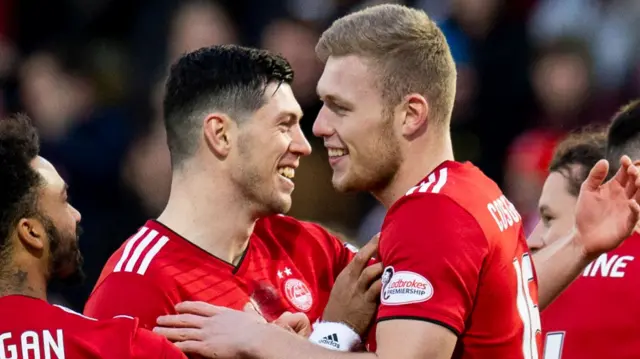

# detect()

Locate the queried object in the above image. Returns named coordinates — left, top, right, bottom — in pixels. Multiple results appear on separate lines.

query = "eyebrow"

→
left=60, top=183, right=69, bottom=198
left=538, top=204, right=549, bottom=214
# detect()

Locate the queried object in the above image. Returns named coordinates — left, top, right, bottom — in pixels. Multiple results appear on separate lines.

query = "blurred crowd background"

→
left=2, top=0, right=640, bottom=311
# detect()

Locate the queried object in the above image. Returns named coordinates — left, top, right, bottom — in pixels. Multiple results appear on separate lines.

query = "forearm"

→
left=532, top=231, right=591, bottom=310
left=245, top=325, right=377, bottom=359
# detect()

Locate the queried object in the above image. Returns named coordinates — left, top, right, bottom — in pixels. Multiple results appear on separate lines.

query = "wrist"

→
left=569, top=229, right=597, bottom=263
left=243, top=323, right=278, bottom=357
left=309, top=321, right=361, bottom=352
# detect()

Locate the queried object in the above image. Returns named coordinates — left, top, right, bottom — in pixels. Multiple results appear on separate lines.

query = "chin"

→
left=263, top=195, right=292, bottom=215
left=332, top=174, right=364, bottom=193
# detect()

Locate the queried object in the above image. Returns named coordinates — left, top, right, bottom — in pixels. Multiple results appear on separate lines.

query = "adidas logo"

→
left=318, top=333, right=340, bottom=349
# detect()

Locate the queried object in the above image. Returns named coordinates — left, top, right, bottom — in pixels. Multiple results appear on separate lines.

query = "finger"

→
left=152, top=327, right=204, bottom=342
left=156, top=313, right=207, bottom=328
left=629, top=199, right=640, bottom=219
left=358, top=262, right=384, bottom=290
left=582, top=159, right=609, bottom=192
left=350, top=233, right=380, bottom=273
left=175, top=301, right=228, bottom=316
left=613, top=155, right=632, bottom=187
left=364, top=278, right=382, bottom=303
left=274, top=312, right=311, bottom=336
left=174, top=341, right=207, bottom=355
left=635, top=174, right=640, bottom=204
left=624, top=163, right=640, bottom=198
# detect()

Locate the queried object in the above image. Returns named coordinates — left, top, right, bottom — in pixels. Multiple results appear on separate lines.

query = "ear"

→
left=16, top=218, right=46, bottom=251
left=203, top=113, right=234, bottom=157
left=400, top=94, right=429, bottom=137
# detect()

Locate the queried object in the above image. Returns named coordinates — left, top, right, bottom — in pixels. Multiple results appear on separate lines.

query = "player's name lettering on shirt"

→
left=0, top=329, right=64, bottom=359
left=582, top=253, right=635, bottom=278
left=487, top=195, right=521, bottom=232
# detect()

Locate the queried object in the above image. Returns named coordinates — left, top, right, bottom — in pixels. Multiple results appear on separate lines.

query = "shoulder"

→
left=55, top=304, right=140, bottom=330
left=394, top=162, right=518, bottom=236
left=102, top=222, right=178, bottom=281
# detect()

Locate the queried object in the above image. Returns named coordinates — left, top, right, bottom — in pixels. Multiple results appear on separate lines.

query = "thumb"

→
left=582, top=159, right=609, bottom=192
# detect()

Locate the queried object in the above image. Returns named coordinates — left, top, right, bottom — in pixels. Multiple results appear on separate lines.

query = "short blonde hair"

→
left=316, top=4, right=456, bottom=126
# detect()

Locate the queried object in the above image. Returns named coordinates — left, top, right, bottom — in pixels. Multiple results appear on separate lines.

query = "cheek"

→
left=547, top=214, right=576, bottom=245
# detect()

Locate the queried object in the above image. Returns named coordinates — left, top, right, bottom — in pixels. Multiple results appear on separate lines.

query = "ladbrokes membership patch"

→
left=381, top=266, right=434, bottom=305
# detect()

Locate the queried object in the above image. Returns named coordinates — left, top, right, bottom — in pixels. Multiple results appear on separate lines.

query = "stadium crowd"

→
left=2, top=0, right=640, bottom=358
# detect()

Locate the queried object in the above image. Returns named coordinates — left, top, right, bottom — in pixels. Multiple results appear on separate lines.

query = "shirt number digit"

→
left=513, top=253, right=541, bottom=359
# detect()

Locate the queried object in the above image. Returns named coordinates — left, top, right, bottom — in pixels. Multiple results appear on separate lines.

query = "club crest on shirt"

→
left=283, top=278, right=314, bottom=312
left=381, top=266, right=433, bottom=305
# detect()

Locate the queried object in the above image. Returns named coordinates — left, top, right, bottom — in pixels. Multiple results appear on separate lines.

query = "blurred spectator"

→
left=167, top=0, right=238, bottom=63
left=261, top=18, right=323, bottom=123
left=122, top=79, right=172, bottom=216
left=530, top=0, right=640, bottom=90
left=440, top=0, right=533, bottom=186
left=504, top=130, right=561, bottom=235
left=18, top=44, right=144, bottom=310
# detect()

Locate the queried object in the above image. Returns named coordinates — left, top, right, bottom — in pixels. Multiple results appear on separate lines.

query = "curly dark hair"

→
left=163, top=44, right=295, bottom=167
left=606, top=99, right=640, bottom=178
left=0, top=114, right=42, bottom=256
left=549, top=128, right=607, bottom=197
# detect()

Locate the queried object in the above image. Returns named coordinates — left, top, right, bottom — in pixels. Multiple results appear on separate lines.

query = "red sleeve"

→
left=131, top=328, right=187, bottom=359
left=377, top=194, right=489, bottom=335
left=84, top=272, right=176, bottom=330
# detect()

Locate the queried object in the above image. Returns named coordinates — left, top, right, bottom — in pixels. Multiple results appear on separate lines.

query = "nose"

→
left=527, top=220, right=546, bottom=253
left=312, top=106, right=335, bottom=139
left=289, top=124, right=312, bottom=157
left=70, top=205, right=82, bottom=223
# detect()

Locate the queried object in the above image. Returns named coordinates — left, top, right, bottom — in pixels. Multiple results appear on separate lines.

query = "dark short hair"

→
left=0, top=114, right=42, bottom=255
left=606, top=99, right=640, bottom=177
left=163, top=45, right=294, bottom=167
left=549, top=129, right=607, bottom=197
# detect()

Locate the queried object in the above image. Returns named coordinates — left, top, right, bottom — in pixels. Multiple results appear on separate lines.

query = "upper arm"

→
left=377, top=194, right=489, bottom=335
left=376, top=319, right=457, bottom=359
left=84, top=273, right=176, bottom=330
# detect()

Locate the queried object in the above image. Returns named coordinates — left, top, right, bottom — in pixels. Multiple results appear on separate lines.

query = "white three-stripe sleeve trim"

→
left=431, top=168, right=448, bottom=193
left=123, top=229, right=159, bottom=272
left=136, top=235, right=169, bottom=275
left=113, top=227, right=149, bottom=272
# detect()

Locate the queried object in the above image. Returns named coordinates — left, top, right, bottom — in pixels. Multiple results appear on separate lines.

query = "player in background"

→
left=84, top=45, right=382, bottom=341
left=0, top=114, right=187, bottom=359
left=531, top=102, right=640, bottom=359
left=152, top=5, right=640, bottom=359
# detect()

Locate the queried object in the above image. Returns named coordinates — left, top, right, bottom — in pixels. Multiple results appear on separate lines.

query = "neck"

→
left=373, top=130, right=454, bottom=208
left=0, top=256, right=47, bottom=300
left=157, top=165, right=258, bottom=265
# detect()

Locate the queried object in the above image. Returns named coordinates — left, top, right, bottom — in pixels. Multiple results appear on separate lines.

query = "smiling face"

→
left=313, top=55, right=402, bottom=193
left=230, top=82, right=311, bottom=214
left=31, top=156, right=84, bottom=283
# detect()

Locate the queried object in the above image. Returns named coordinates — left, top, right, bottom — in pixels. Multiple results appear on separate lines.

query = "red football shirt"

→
left=540, top=233, right=640, bottom=359
left=0, top=295, right=185, bottom=359
left=84, top=215, right=355, bottom=329
left=369, top=161, right=542, bottom=358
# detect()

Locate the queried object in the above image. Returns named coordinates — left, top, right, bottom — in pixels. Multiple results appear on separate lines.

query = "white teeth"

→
left=328, top=148, right=347, bottom=157
left=277, top=167, right=295, bottom=179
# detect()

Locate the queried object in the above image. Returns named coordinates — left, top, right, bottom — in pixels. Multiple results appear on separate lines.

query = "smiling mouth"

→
left=277, top=166, right=295, bottom=179
left=328, top=148, right=348, bottom=158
